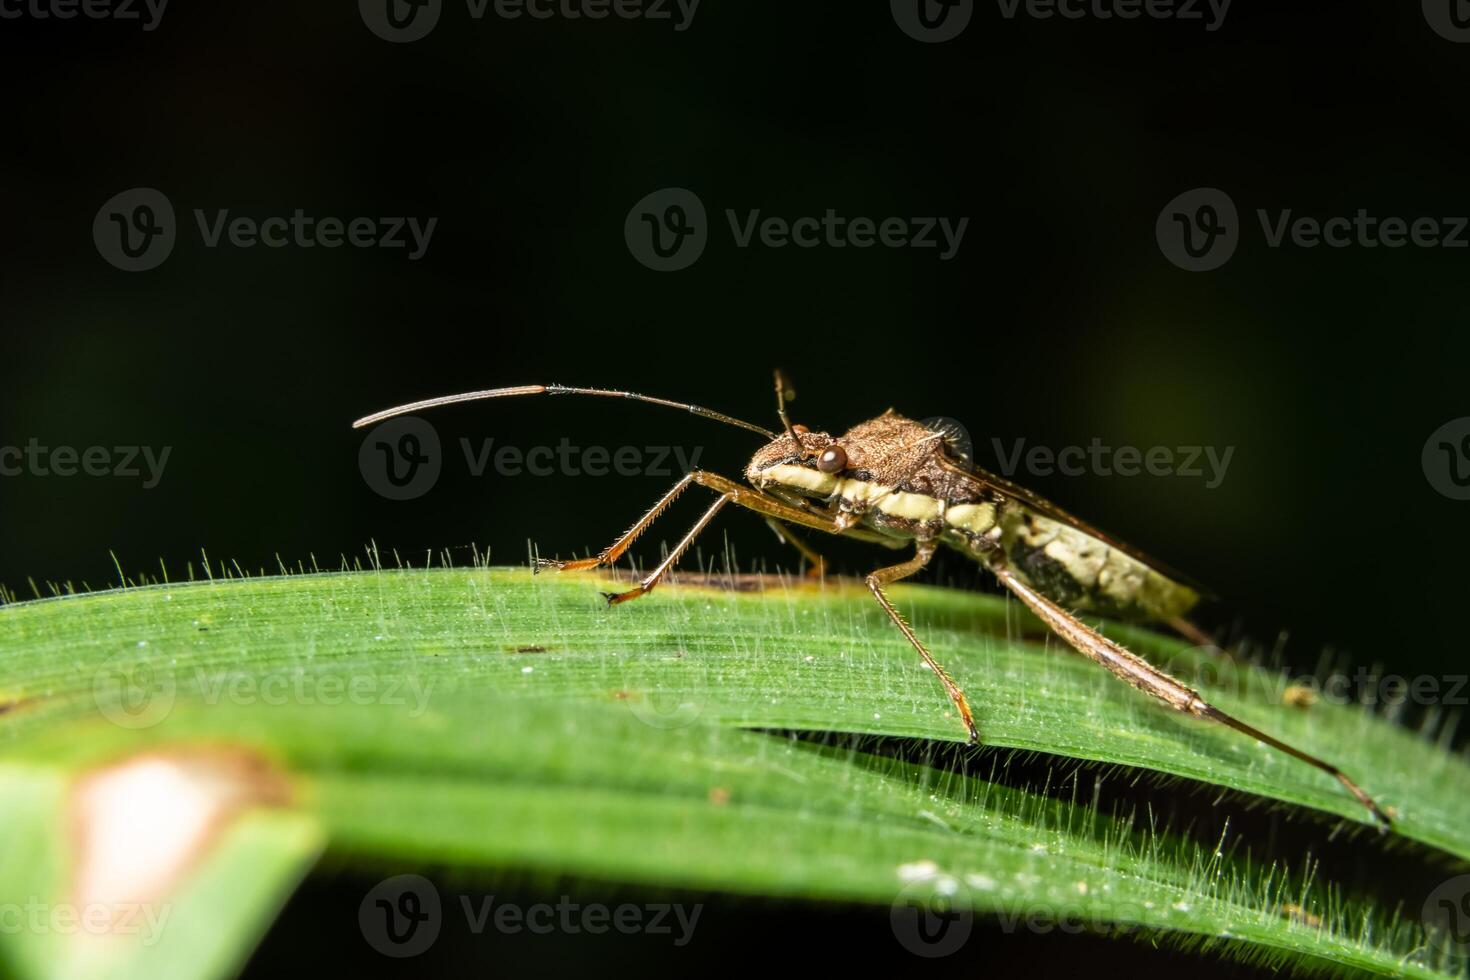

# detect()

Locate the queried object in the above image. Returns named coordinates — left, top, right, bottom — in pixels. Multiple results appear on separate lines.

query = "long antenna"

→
left=351, top=384, right=778, bottom=439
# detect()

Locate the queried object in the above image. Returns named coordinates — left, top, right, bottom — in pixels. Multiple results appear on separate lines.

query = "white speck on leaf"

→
left=896, top=860, right=939, bottom=882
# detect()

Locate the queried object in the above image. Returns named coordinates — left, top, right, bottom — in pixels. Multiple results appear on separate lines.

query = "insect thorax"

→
left=747, top=413, right=1198, bottom=624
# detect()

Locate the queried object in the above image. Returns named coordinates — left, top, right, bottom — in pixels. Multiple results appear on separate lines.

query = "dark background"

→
left=2, top=0, right=1467, bottom=973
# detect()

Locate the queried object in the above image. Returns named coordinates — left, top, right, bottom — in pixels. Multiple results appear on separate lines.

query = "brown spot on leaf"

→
left=708, top=787, right=731, bottom=806
left=506, top=644, right=550, bottom=654
left=1279, top=903, right=1322, bottom=928
left=69, top=746, right=292, bottom=940
left=0, top=696, right=37, bottom=717
left=1282, top=685, right=1317, bottom=709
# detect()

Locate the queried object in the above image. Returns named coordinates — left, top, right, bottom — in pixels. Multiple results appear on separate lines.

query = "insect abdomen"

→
left=997, top=506, right=1198, bottom=623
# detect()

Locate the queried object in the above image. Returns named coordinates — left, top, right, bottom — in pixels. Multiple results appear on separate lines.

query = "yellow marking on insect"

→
left=945, top=501, right=997, bottom=535
left=836, top=478, right=893, bottom=505
left=1006, top=510, right=1198, bottom=620
left=832, top=478, right=946, bottom=522
left=876, top=490, right=943, bottom=521
left=762, top=464, right=838, bottom=495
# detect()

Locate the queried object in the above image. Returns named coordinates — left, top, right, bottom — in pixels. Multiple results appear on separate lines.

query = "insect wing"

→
left=933, top=450, right=1214, bottom=599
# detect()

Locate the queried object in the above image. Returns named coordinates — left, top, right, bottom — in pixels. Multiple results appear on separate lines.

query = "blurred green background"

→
left=1, top=3, right=1468, bottom=971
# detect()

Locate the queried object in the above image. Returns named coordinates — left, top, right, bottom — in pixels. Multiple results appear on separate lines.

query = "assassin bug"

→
left=353, top=376, right=1391, bottom=829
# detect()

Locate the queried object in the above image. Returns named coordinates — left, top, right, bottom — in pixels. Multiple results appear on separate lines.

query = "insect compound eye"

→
left=816, top=446, right=847, bottom=473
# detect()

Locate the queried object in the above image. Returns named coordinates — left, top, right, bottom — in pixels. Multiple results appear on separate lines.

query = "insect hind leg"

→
left=991, top=563, right=1391, bottom=830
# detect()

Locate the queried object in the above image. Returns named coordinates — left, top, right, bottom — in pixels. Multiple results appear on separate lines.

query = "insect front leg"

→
left=534, top=472, right=697, bottom=573
left=864, top=541, right=980, bottom=744
left=598, top=471, right=853, bottom=605
left=990, top=563, right=1391, bottom=829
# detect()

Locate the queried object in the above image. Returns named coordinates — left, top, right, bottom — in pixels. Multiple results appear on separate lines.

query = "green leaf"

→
left=0, top=567, right=1465, bottom=979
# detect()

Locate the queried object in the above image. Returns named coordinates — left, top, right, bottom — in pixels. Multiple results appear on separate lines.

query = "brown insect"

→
left=353, top=375, right=1390, bottom=829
